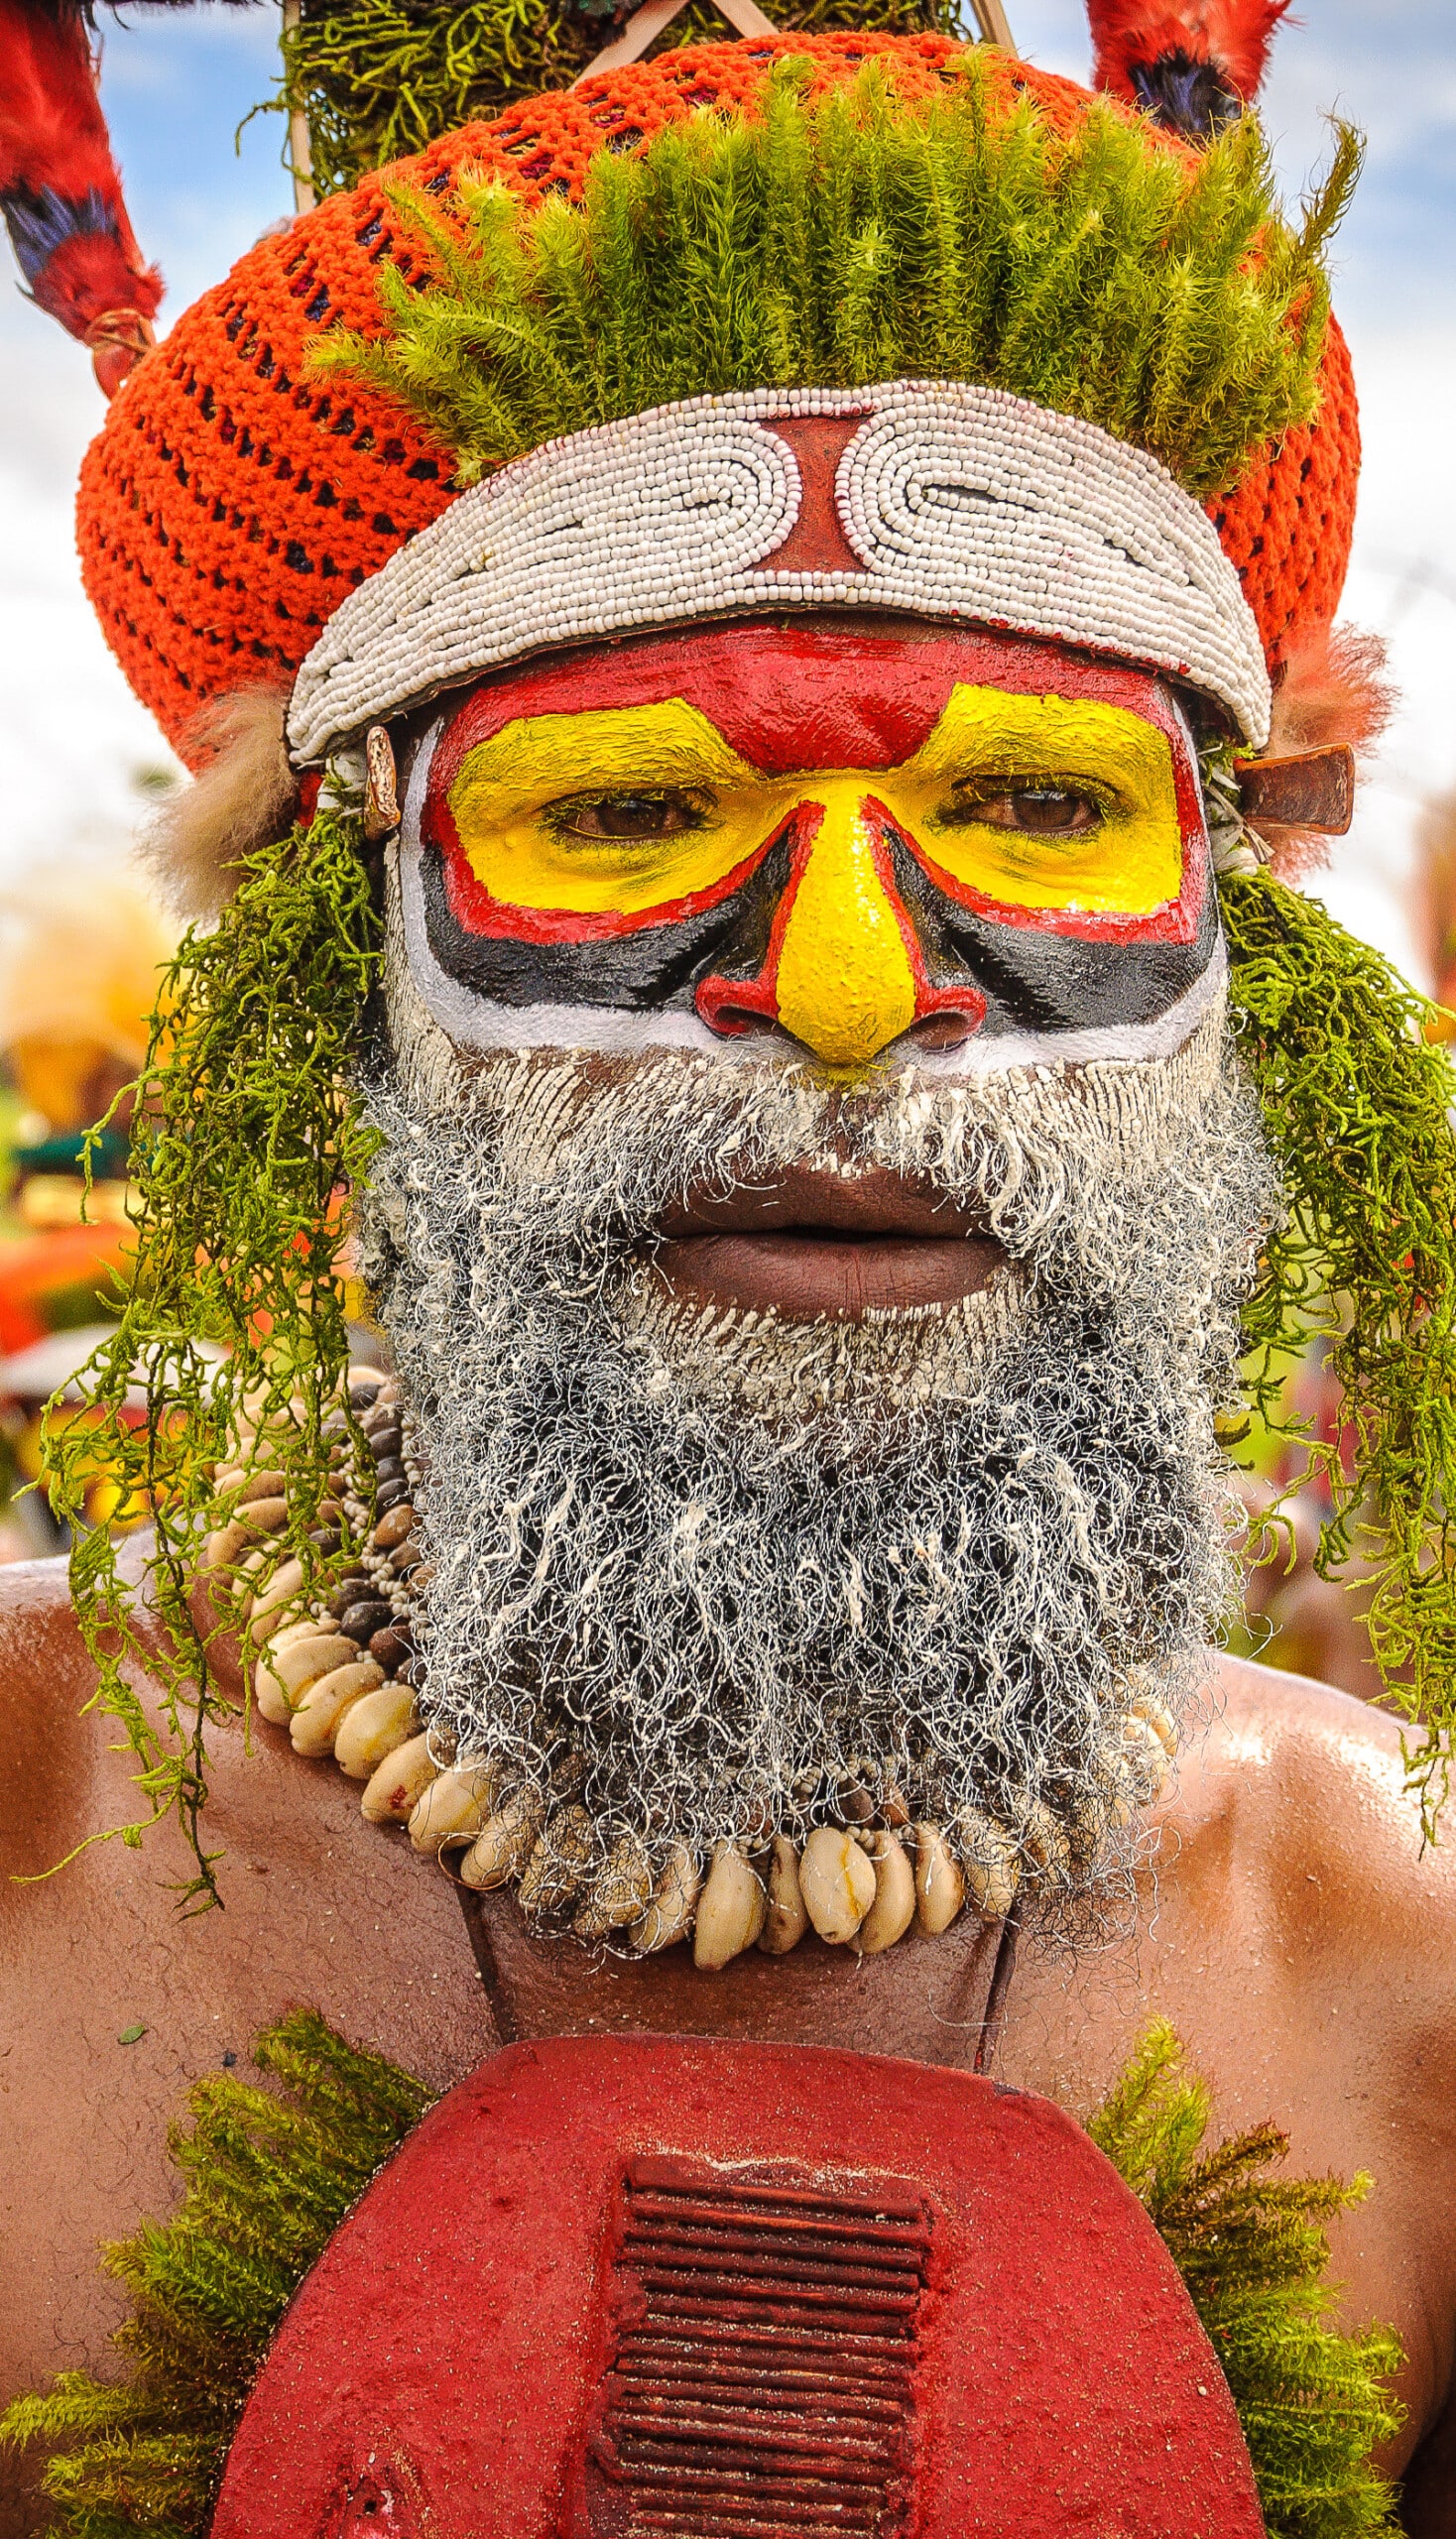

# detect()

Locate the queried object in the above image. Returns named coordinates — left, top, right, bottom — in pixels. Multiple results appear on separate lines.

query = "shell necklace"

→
left=225, top=1371, right=1177, bottom=1975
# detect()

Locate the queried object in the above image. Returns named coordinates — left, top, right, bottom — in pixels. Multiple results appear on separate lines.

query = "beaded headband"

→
left=286, top=378, right=1274, bottom=768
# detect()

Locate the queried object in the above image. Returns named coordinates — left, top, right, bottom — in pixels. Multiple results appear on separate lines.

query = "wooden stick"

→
left=575, top=0, right=776, bottom=84
left=281, top=0, right=316, bottom=218
left=968, top=0, right=1018, bottom=52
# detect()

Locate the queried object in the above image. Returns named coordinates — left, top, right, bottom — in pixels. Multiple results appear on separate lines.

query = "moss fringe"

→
left=1221, top=869, right=1456, bottom=1825
left=1, top=2019, right=1400, bottom=2537
left=310, top=57, right=1357, bottom=499
left=0, top=2013, right=432, bottom=2539
left=273, top=0, right=960, bottom=198
left=40, top=809, right=384, bottom=1909
left=1090, top=2022, right=1403, bottom=2536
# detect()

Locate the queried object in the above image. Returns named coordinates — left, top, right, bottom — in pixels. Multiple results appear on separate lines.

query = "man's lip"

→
left=656, top=1164, right=991, bottom=1241
left=651, top=1167, right=1009, bottom=1320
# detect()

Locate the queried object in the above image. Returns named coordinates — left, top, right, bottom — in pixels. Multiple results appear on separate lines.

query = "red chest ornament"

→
left=213, top=2037, right=1263, bottom=2538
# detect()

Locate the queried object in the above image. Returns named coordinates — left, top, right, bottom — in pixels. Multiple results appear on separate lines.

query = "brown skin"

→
left=2, top=1552, right=1456, bottom=2529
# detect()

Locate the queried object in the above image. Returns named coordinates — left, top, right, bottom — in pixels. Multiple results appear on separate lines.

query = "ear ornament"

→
left=363, top=725, right=401, bottom=840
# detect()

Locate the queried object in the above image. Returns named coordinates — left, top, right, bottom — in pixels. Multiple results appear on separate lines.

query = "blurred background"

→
left=0, top=0, right=1449, bottom=1685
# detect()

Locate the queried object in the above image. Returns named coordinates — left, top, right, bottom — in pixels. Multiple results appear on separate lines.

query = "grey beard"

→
left=357, top=1004, right=1277, bottom=1916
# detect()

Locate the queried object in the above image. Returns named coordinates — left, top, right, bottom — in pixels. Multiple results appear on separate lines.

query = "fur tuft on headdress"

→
left=1260, top=626, right=1395, bottom=882
left=141, top=687, right=299, bottom=922
left=1088, top=0, right=1289, bottom=137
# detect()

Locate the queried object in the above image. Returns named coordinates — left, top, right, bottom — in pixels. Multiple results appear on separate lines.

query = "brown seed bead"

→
left=339, top=1599, right=393, bottom=1644
left=369, top=1625, right=417, bottom=1673
left=373, top=1455, right=405, bottom=1486
left=327, top=1576, right=371, bottom=1620
left=740, top=1797, right=774, bottom=1848
left=372, top=1502, right=416, bottom=1551
left=376, top=1477, right=412, bottom=1512
left=389, top=1539, right=422, bottom=1575
left=836, top=1776, right=877, bottom=1827
left=367, top=1423, right=404, bottom=1460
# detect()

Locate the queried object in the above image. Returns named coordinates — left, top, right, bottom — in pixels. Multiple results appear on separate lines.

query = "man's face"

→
left=399, top=617, right=1220, bottom=1326
left=368, top=615, right=1268, bottom=1918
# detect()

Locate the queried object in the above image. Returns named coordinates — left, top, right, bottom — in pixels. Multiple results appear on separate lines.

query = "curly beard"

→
left=357, top=992, right=1275, bottom=1919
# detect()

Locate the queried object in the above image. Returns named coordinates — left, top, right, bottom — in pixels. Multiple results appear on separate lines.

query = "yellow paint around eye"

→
left=891, top=686, right=1184, bottom=914
left=775, top=786, right=917, bottom=1068
left=446, top=699, right=793, bottom=914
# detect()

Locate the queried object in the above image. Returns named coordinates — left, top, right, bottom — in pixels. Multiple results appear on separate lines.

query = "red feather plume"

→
left=1088, top=0, right=1289, bottom=126
left=0, top=0, right=161, bottom=384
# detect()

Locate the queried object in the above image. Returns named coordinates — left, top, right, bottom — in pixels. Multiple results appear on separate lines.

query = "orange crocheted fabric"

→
left=75, top=29, right=1358, bottom=762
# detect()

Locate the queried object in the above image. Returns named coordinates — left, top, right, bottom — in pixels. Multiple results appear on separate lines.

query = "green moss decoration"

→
left=1, top=2017, right=1400, bottom=2536
left=1090, top=2021, right=1403, bottom=2536
left=310, top=59, right=1357, bottom=500
left=0, top=2011, right=432, bottom=2539
left=274, top=0, right=961, bottom=199
left=1221, top=868, right=1456, bottom=1825
left=40, top=807, right=384, bottom=1909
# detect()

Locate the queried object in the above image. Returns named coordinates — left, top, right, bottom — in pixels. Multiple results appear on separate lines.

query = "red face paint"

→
left=425, top=616, right=1197, bottom=792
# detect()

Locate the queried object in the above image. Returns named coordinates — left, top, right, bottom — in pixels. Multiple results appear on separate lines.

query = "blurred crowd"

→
left=0, top=851, right=174, bottom=1555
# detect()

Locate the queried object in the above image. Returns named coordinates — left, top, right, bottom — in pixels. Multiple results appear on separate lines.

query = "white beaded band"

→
left=287, top=378, right=1273, bottom=765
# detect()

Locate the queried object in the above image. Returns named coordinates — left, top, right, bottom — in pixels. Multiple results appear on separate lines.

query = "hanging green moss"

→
left=41, top=808, right=384, bottom=1909
left=1090, top=2021, right=1403, bottom=2537
left=274, top=0, right=962, bottom=198
left=1220, top=868, right=1456, bottom=1825
left=0, top=2012, right=432, bottom=2539
left=1, top=2017, right=1401, bottom=2537
left=309, top=58, right=1357, bottom=499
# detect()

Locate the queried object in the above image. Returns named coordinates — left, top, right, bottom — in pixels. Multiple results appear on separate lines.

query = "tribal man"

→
left=4, top=1, right=1456, bottom=2532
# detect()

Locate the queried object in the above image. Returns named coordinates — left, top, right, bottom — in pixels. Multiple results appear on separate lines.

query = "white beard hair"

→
left=356, top=958, right=1278, bottom=1924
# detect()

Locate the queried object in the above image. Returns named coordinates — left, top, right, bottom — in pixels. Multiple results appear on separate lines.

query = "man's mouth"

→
left=651, top=1164, right=1010, bottom=1319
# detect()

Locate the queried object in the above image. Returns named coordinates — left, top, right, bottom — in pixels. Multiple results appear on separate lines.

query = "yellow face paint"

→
left=898, top=686, right=1183, bottom=915
left=446, top=699, right=798, bottom=916
left=445, top=686, right=1184, bottom=924
left=773, top=789, right=917, bottom=1068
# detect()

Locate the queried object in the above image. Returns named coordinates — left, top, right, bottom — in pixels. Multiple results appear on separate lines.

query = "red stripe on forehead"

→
left=426, top=617, right=1189, bottom=789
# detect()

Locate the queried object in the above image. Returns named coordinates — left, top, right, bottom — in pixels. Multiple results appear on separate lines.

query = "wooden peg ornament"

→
left=1233, top=743, right=1355, bottom=836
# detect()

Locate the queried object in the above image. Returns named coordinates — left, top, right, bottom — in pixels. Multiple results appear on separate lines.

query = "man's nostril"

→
left=705, top=1003, right=782, bottom=1039
left=695, top=972, right=781, bottom=1037
left=908, top=1006, right=983, bottom=1053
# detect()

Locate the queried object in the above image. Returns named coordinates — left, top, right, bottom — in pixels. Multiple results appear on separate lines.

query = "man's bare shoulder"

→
left=1183, top=1650, right=1456, bottom=2044
left=0, top=1544, right=171, bottom=1885
left=0, top=1555, right=108, bottom=1877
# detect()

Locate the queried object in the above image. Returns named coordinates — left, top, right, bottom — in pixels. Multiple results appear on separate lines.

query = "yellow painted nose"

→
left=774, top=787, right=918, bottom=1067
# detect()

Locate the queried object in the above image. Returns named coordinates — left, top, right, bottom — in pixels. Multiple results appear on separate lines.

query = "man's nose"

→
left=695, top=787, right=983, bottom=1067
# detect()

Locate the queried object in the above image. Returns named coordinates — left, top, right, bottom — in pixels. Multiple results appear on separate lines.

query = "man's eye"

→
left=947, top=786, right=1103, bottom=837
left=550, top=790, right=710, bottom=841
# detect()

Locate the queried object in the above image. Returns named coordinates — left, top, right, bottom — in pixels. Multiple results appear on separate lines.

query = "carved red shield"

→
left=212, top=2036, right=1264, bottom=2538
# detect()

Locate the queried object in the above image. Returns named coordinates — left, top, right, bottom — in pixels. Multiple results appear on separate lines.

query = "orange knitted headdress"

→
left=77, top=21, right=1359, bottom=771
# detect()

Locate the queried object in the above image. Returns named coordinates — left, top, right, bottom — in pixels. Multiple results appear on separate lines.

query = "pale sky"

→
left=0, top=0, right=1451, bottom=986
